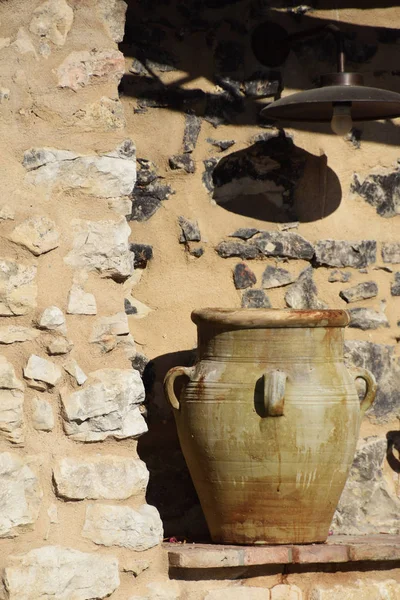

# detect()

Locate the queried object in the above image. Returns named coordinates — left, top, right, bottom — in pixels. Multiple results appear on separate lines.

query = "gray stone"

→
left=38, top=306, right=66, bottom=334
left=202, top=157, right=219, bottom=192
left=344, top=340, right=400, bottom=421
left=130, top=243, right=153, bottom=269
left=64, top=359, right=87, bottom=385
left=262, top=265, right=295, bottom=289
left=90, top=312, right=129, bottom=353
left=24, top=141, right=136, bottom=198
left=339, top=281, right=378, bottom=303
left=129, top=159, right=174, bottom=222
left=348, top=307, right=389, bottom=330
left=57, top=49, right=125, bottom=90
left=9, top=216, right=60, bottom=256
left=32, top=397, right=54, bottom=431
left=352, top=167, right=400, bottom=218
left=178, top=217, right=201, bottom=243
left=332, top=437, right=400, bottom=535
left=285, top=266, right=327, bottom=310
left=54, top=456, right=149, bottom=500
left=188, top=245, right=204, bottom=258
left=255, top=231, right=314, bottom=260
left=391, top=272, right=400, bottom=296
left=0, top=453, right=42, bottom=538
left=64, top=217, right=134, bottom=281
left=135, top=158, right=158, bottom=186
left=0, top=259, right=37, bottom=316
left=229, top=228, right=259, bottom=240
left=97, top=0, right=127, bottom=42
left=61, top=368, right=147, bottom=442
left=382, top=242, right=400, bottom=263
left=82, top=503, right=163, bottom=550
left=0, top=326, right=39, bottom=344
left=241, top=289, right=271, bottom=308
left=3, top=546, right=119, bottom=600
left=29, top=0, right=73, bottom=46
left=216, top=240, right=259, bottom=259
left=328, top=269, right=352, bottom=283
left=183, top=113, right=202, bottom=153
left=169, top=154, right=195, bottom=174
left=277, top=221, right=299, bottom=231
left=67, top=285, right=97, bottom=315
left=243, top=71, right=281, bottom=98
left=233, top=263, right=257, bottom=289
left=314, top=240, right=377, bottom=268
left=207, top=138, right=236, bottom=152
left=24, top=355, right=62, bottom=387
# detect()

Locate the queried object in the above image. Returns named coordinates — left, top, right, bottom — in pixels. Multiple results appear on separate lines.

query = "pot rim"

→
left=191, top=308, right=350, bottom=328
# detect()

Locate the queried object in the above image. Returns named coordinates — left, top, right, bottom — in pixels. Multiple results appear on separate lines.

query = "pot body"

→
left=165, top=309, right=376, bottom=545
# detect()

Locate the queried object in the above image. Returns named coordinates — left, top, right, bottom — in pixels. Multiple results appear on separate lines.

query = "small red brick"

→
left=243, top=546, right=292, bottom=566
left=292, top=544, right=349, bottom=564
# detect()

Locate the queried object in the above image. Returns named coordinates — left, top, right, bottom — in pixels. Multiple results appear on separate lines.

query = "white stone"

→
left=29, top=0, right=73, bottom=46
left=67, top=284, right=97, bottom=315
left=310, top=579, right=400, bottom=600
left=3, top=546, right=120, bottom=600
left=97, top=0, right=128, bottom=42
left=0, top=390, right=24, bottom=444
left=122, top=559, right=150, bottom=577
left=0, top=326, right=39, bottom=344
left=83, top=503, right=163, bottom=550
left=54, top=455, right=149, bottom=500
left=46, top=336, right=73, bottom=355
left=271, top=585, right=302, bottom=600
left=24, top=142, right=136, bottom=198
left=47, top=503, right=58, bottom=523
left=24, top=355, right=62, bottom=387
left=0, top=452, right=42, bottom=538
left=90, top=311, right=129, bottom=352
left=64, top=217, right=134, bottom=280
left=9, top=216, right=59, bottom=256
left=0, top=204, right=14, bottom=220
left=0, top=259, right=37, bottom=316
left=109, top=196, right=132, bottom=215
left=38, top=305, right=66, bottom=333
left=13, top=28, right=37, bottom=58
left=63, top=359, right=87, bottom=385
left=57, top=49, right=125, bottom=90
left=61, top=368, right=147, bottom=442
left=129, top=581, right=180, bottom=600
left=32, top=397, right=54, bottom=431
left=0, top=356, right=24, bottom=391
left=205, top=589, right=270, bottom=600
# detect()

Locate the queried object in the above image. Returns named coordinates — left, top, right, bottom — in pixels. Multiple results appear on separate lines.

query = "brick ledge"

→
left=165, top=535, right=400, bottom=568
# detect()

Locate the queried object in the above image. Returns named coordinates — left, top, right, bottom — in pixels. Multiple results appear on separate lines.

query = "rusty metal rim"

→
left=191, top=308, right=350, bottom=329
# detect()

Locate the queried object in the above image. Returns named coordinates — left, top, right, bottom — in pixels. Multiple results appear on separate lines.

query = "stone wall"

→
left=0, top=0, right=399, bottom=598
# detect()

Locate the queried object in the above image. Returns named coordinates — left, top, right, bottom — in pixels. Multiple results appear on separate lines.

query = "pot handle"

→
left=164, top=366, right=194, bottom=411
left=351, top=367, right=377, bottom=416
left=264, top=370, right=287, bottom=417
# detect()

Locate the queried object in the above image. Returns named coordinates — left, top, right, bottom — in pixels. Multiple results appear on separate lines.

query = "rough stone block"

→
left=339, top=281, right=378, bottom=303
left=57, top=49, right=125, bottom=90
left=9, top=216, right=59, bottom=256
left=348, top=307, right=389, bottom=330
left=0, top=259, right=37, bottom=316
left=24, top=355, right=62, bottom=387
left=29, top=0, right=73, bottom=46
left=382, top=242, right=400, bottom=263
left=234, top=263, right=257, bottom=289
left=32, top=397, right=54, bottom=431
left=270, top=584, right=302, bottom=600
left=314, top=240, right=376, bottom=268
left=310, top=580, right=400, bottom=600
left=0, top=326, right=39, bottom=344
left=285, top=266, right=326, bottom=309
left=255, top=231, right=314, bottom=260
left=262, top=265, right=295, bottom=289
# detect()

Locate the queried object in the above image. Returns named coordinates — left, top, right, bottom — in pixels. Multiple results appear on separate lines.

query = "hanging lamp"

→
left=252, top=22, right=400, bottom=135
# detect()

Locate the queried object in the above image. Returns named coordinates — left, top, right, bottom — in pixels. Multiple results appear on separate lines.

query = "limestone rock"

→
left=0, top=390, right=24, bottom=444
left=255, top=231, right=314, bottom=260
left=122, top=559, right=150, bottom=577
left=82, top=503, right=163, bottom=550
left=57, top=49, right=125, bottom=90
left=24, top=141, right=136, bottom=198
left=32, top=397, right=54, bottom=431
left=310, top=580, right=400, bottom=600
left=24, top=355, right=62, bottom=387
left=242, top=289, right=271, bottom=308
left=229, top=228, right=259, bottom=240
left=29, top=0, right=73, bottom=46
left=328, top=269, right=351, bottom=283
left=271, top=585, right=302, bottom=600
left=345, top=341, right=400, bottom=422
left=178, top=217, right=201, bottom=243
left=38, top=306, right=66, bottom=334
left=75, top=97, right=125, bottom=130
left=262, top=265, right=295, bottom=289
left=205, top=589, right=270, bottom=600
left=169, top=154, right=195, bottom=173
left=13, top=28, right=38, bottom=58
left=348, top=307, right=389, bottom=330
left=3, top=546, right=119, bottom=600
left=129, top=581, right=180, bottom=600
left=61, top=368, right=147, bottom=442
left=183, top=112, right=202, bottom=153
left=9, top=217, right=60, bottom=256
left=352, top=165, right=400, bottom=218
left=0, top=204, right=15, bottom=220
left=0, top=259, right=37, bottom=316
left=90, top=311, right=129, bottom=352
left=0, top=326, right=39, bottom=344
left=63, top=359, right=87, bottom=385
left=285, top=266, right=326, bottom=310
left=216, top=240, right=259, bottom=260
left=97, top=0, right=128, bottom=43
left=124, top=297, right=152, bottom=319
left=314, top=240, right=377, bottom=268
left=0, top=356, right=24, bottom=391
left=0, top=452, right=42, bottom=537
left=65, top=217, right=134, bottom=281
left=54, top=455, right=149, bottom=500
left=67, top=284, right=97, bottom=314
left=339, top=281, right=378, bottom=303
left=46, top=336, right=73, bottom=355
left=382, top=242, right=400, bottom=263
left=233, top=263, right=257, bottom=289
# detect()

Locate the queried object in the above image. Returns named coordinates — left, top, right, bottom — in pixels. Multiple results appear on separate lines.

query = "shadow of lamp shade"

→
left=253, top=22, right=400, bottom=135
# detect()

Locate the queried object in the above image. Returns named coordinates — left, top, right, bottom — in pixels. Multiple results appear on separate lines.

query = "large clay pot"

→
left=164, top=309, right=377, bottom=545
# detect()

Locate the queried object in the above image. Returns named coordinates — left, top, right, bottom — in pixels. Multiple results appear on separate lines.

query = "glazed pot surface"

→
left=165, top=309, right=376, bottom=545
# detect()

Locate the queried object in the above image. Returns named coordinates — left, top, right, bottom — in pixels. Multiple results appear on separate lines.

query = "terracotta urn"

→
left=164, top=308, right=377, bottom=545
